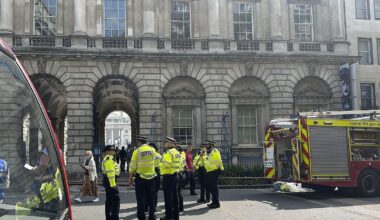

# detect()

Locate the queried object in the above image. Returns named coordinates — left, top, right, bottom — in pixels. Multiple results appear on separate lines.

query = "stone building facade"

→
left=345, top=0, right=380, bottom=110
left=0, top=0, right=357, bottom=175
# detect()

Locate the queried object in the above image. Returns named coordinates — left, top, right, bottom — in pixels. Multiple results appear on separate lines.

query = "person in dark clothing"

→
left=126, top=146, right=133, bottom=175
left=119, top=146, right=127, bottom=173
left=185, top=145, right=197, bottom=195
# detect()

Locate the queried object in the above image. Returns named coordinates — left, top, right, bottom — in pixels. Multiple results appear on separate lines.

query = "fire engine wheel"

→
left=357, top=170, right=380, bottom=197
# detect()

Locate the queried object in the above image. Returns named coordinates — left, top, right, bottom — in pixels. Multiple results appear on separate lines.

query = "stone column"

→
left=329, top=0, right=344, bottom=40
left=73, top=0, right=87, bottom=35
left=208, top=0, right=221, bottom=38
left=143, top=0, right=155, bottom=36
left=270, top=0, right=282, bottom=39
left=0, top=0, right=14, bottom=32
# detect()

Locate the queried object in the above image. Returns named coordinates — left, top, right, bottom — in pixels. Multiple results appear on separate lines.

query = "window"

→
left=378, top=39, right=380, bottom=64
left=233, top=2, right=254, bottom=40
left=375, top=0, right=380, bottom=19
left=172, top=107, right=193, bottom=145
left=356, top=0, right=370, bottom=19
left=237, top=107, right=258, bottom=145
left=34, top=0, right=57, bottom=36
left=104, top=0, right=126, bottom=37
left=358, top=38, right=373, bottom=64
left=294, top=4, right=313, bottom=41
left=171, top=1, right=191, bottom=39
left=361, top=83, right=376, bottom=109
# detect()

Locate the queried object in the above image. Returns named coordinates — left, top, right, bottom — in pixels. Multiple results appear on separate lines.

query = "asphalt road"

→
left=71, top=187, right=380, bottom=220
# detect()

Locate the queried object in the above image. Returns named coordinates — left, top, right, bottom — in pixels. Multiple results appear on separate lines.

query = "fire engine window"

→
left=351, top=148, right=380, bottom=161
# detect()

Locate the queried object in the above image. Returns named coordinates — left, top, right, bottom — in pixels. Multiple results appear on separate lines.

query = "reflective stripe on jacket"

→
left=204, top=148, right=224, bottom=172
left=129, top=144, right=157, bottom=180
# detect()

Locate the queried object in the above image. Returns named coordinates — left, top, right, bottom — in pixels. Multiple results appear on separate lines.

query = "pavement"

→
left=70, top=186, right=380, bottom=220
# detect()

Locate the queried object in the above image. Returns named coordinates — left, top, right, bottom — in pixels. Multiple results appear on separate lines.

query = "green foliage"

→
left=220, top=164, right=264, bottom=177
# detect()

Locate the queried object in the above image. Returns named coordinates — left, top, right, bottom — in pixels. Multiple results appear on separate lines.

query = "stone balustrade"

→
left=10, top=35, right=349, bottom=55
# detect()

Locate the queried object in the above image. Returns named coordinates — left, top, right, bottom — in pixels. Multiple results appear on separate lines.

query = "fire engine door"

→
left=264, top=140, right=275, bottom=179
left=291, top=138, right=300, bottom=180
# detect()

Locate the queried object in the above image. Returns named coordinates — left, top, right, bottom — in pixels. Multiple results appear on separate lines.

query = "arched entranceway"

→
left=93, top=76, right=139, bottom=150
left=293, top=76, right=332, bottom=113
left=104, top=111, right=132, bottom=147
left=31, top=74, right=67, bottom=160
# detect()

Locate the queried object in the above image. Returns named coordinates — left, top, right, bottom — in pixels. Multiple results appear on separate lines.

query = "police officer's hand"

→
left=128, top=179, right=134, bottom=186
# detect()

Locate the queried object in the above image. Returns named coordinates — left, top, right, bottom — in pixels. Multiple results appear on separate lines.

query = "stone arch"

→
left=162, top=76, right=205, bottom=147
left=293, top=76, right=333, bottom=113
left=93, top=75, right=139, bottom=148
left=229, top=76, right=270, bottom=158
left=31, top=74, right=67, bottom=151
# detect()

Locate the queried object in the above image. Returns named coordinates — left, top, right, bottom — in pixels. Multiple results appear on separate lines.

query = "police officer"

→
left=204, top=140, right=224, bottom=209
left=176, top=143, right=187, bottom=213
left=150, top=142, right=162, bottom=212
left=129, top=136, right=157, bottom=220
left=160, top=137, right=181, bottom=220
left=193, top=144, right=210, bottom=203
left=102, top=145, right=121, bottom=220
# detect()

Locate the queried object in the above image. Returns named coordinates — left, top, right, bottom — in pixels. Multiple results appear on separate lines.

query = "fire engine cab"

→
left=264, top=110, right=380, bottom=196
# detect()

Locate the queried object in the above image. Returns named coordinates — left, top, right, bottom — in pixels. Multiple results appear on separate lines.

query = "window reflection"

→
left=104, top=0, right=126, bottom=37
left=34, top=0, right=57, bottom=36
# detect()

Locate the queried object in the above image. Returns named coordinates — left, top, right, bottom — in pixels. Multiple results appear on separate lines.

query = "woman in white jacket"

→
left=74, top=151, right=99, bottom=202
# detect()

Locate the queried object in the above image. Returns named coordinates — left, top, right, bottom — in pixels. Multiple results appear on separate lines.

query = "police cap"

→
left=206, top=140, right=215, bottom=145
left=103, top=145, right=115, bottom=152
left=137, top=135, right=149, bottom=141
left=149, top=142, right=159, bottom=150
left=165, top=136, right=176, bottom=143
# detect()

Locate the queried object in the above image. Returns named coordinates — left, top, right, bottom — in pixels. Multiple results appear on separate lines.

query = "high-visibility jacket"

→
left=204, top=148, right=224, bottom=172
left=129, top=144, right=157, bottom=180
left=160, top=148, right=182, bottom=175
left=179, top=151, right=186, bottom=171
left=102, top=154, right=120, bottom=188
left=154, top=151, right=162, bottom=169
left=193, top=153, right=206, bottom=170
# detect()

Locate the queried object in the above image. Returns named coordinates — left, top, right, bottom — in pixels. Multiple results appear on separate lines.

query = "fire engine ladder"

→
left=150, top=111, right=158, bottom=143
left=299, top=110, right=380, bottom=119
left=220, top=112, right=231, bottom=165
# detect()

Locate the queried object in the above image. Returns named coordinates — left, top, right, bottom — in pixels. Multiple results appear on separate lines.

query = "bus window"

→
left=0, top=47, right=69, bottom=218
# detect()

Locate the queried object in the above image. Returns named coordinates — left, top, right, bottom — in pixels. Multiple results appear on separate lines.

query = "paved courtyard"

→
left=71, top=187, right=380, bottom=220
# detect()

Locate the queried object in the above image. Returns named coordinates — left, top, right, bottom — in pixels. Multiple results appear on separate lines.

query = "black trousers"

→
left=154, top=169, right=161, bottom=211
left=162, top=174, right=179, bottom=219
left=135, top=176, right=156, bottom=220
left=198, top=167, right=210, bottom=200
left=187, top=171, right=196, bottom=193
left=120, top=159, right=126, bottom=172
left=105, top=187, right=120, bottom=220
left=205, top=170, right=220, bottom=205
left=178, top=172, right=186, bottom=212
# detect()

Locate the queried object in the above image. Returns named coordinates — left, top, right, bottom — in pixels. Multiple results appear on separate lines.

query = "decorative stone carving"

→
left=179, top=62, right=188, bottom=76
left=229, top=76, right=269, bottom=98
left=37, top=59, right=47, bottom=74
left=163, top=76, right=205, bottom=98
left=245, top=62, right=254, bottom=76
left=293, top=77, right=332, bottom=100
left=111, top=60, right=120, bottom=74
left=308, top=64, right=316, bottom=76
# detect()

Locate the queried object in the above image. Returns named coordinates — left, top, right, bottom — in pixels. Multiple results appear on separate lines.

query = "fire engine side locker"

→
left=307, top=119, right=350, bottom=180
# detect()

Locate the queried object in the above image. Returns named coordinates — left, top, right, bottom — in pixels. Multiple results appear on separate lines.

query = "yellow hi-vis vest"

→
left=129, top=144, right=157, bottom=180
left=179, top=151, right=186, bottom=171
left=193, top=153, right=206, bottom=170
left=160, top=148, right=181, bottom=175
left=102, top=155, right=120, bottom=188
left=154, top=151, right=162, bottom=168
left=204, top=148, right=224, bottom=172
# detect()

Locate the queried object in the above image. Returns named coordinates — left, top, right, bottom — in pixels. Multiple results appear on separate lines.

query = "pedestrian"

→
left=204, top=140, right=224, bottom=209
left=150, top=142, right=162, bottom=212
left=185, top=144, right=197, bottom=196
left=120, top=146, right=127, bottom=173
left=74, top=151, right=99, bottom=203
left=193, top=144, right=210, bottom=203
left=115, top=146, right=120, bottom=164
left=160, top=137, right=181, bottom=220
left=0, top=159, right=9, bottom=204
left=128, top=136, right=157, bottom=220
left=126, top=146, right=133, bottom=175
left=175, top=143, right=187, bottom=213
left=102, top=145, right=121, bottom=220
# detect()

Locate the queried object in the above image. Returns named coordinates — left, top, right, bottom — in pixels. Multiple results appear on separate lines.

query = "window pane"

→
left=233, top=3, right=254, bottom=40
left=377, top=40, right=380, bottom=64
left=356, top=0, right=369, bottom=19
left=237, top=107, right=258, bottom=144
left=104, top=0, right=126, bottom=37
left=294, top=4, right=313, bottom=41
left=358, top=39, right=372, bottom=64
left=361, top=84, right=375, bottom=109
left=171, top=1, right=191, bottom=39
left=34, top=0, right=57, bottom=35
left=376, top=0, right=380, bottom=18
